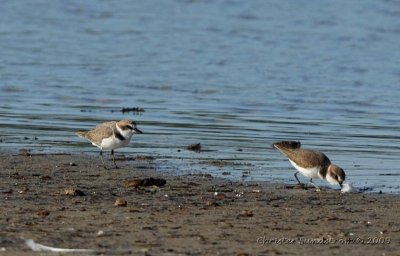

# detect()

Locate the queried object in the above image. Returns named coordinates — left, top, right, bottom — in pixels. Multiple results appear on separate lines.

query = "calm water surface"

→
left=1, top=0, right=399, bottom=193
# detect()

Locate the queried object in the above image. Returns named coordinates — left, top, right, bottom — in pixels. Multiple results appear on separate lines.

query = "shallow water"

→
left=1, top=0, right=399, bottom=193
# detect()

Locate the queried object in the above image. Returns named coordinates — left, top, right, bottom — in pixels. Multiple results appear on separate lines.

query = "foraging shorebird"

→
left=272, top=141, right=345, bottom=190
left=76, top=119, right=142, bottom=169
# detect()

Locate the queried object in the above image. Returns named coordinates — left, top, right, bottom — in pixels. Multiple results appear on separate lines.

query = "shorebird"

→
left=272, top=141, right=345, bottom=190
left=76, top=119, right=142, bottom=169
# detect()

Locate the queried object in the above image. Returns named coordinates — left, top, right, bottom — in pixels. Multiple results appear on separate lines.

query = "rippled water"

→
left=1, top=0, right=399, bottom=193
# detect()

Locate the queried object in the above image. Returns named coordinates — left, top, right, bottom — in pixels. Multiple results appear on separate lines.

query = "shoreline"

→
left=0, top=153, right=399, bottom=255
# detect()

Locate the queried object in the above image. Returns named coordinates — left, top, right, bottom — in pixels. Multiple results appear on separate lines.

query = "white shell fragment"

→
left=341, top=182, right=357, bottom=193
left=25, top=239, right=92, bottom=252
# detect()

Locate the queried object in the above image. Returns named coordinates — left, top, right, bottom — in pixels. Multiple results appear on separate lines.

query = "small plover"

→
left=272, top=141, right=345, bottom=190
left=76, top=119, right=142, bottom=169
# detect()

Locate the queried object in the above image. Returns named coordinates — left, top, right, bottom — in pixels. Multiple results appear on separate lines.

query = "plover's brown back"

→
left=76, top=121, right=117, bottom=147
left=277, top=148, right=330, bottom=169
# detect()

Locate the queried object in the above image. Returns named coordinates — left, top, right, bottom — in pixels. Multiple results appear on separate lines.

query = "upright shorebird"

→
left=272, top=141, right=345, bottom=190
left=76, top=119, right=142, bottom=169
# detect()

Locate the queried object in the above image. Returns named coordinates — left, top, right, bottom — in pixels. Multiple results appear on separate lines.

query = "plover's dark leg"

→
left=111, top=149, right=119, bottom=169
left=309, top=178, right=320, bottom=190
left=294, top=171, right=302, bottom=184
left=99, top=150, right=108, bottom=169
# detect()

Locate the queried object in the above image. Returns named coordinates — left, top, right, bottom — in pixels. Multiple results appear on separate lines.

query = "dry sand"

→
left=0, top=153, right=399, bottom=255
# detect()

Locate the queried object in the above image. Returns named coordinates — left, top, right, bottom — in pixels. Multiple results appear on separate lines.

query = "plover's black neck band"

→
left=115, top=131, right=126, bottom=141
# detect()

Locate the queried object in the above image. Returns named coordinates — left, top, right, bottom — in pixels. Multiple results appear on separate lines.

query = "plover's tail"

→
left=272, top=140, right=301, bottom=150
left=76, top=131, right=88, bottom=138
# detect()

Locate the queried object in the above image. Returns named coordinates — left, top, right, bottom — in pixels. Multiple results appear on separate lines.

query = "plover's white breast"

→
left=101, top=136, right=122, bottom=150
left=100, top=133, right=133, bottom=150
left=289, top=159, right=320, bottom=179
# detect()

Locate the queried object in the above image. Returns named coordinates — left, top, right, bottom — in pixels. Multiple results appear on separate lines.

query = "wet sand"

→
left=0, top=153, right=399, bottom=255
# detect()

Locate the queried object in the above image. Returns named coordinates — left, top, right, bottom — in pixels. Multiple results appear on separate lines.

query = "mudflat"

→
left=0, top=153, right=399, bottom=255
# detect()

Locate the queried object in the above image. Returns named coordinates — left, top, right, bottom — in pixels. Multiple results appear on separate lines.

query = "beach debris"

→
left=25, top=239, right=92, bottom=252
left=120, top=107, right=145, bottom=114
left=110, top=107, right=145, bottom=114
left=124, top=178, right=166, bottom=188
left=115, top=198, right=127, bottom=207
left=64, top=188, right=85, bottom=196
left=186, top=143, right=201, bottom=152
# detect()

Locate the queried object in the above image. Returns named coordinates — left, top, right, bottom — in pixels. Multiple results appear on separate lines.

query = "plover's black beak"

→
left=339, top=182, right=343, bottom=188
left=134, top=127, right=143, bottom=134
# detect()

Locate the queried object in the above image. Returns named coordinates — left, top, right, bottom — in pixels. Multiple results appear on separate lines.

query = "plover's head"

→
left=326, top=164, right=346, bottom=187
left=117, top=119, right=143, bottom=134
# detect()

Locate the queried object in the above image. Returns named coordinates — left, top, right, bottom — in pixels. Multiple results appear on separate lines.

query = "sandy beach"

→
left=0, top=153, right=399, bottom=255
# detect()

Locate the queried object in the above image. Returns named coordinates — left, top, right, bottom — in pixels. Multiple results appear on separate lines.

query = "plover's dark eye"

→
left=122, top=125, right=134, bottom=130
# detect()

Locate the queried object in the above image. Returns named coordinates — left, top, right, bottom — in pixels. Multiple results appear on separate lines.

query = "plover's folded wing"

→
left=84, top=121, right=116, bottom=145
left=289, top=149, right=331, bottom=168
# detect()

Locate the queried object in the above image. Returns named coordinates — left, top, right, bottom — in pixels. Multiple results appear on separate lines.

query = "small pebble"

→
left=18, top=187, right=29, bottom=194
left=238, top=210, right=253, bottom=217
left=214, top=193, right=226, bottom=200
left=294, top=183, right=306, bottom=189
left=19, top=149, right=31, bottom=156
left=206, top=200, right=219, bottom=207
left=115, top=198, right=127, bottom=207
left=36, top=209, right=50, bottom=217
